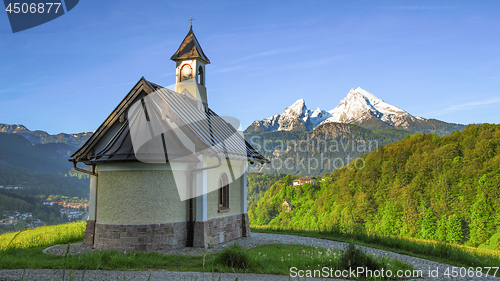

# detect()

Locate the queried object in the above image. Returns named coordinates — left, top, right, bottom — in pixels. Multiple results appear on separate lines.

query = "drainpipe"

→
left=71, top=159, right=98, bottom=244
left=187, top=155, right=222, bottom=247
left=71, top=159, right=98, bottom=176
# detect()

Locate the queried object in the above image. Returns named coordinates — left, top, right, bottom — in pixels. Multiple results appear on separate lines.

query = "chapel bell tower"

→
left=170, top=21, right=210, bottom=109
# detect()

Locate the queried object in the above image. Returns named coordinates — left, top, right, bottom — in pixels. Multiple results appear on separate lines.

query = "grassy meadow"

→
left=1, top=221, right=498, bottom=278
left=0, top=222, right=417, bottom=280
left=251, top=225, right=500, bottom=277
left=0, top=221, right=86, bottom=250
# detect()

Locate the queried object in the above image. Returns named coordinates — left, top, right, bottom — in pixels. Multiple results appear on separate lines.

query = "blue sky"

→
left=1, top=0, right=499, bottom=134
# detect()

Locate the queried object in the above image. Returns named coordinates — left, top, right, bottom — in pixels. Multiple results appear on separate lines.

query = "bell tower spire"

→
left=171, top=22, right=210, bottom=109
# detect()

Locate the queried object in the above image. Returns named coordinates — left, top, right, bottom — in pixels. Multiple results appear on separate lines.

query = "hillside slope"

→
left=249, top=123, right=500, bottom=247
left=0, top=133, right=89, bottom=198
left=245, top=122, right=410, bottom=175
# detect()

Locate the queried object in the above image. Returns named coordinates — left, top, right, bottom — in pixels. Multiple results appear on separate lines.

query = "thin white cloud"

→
left=155, top=72, right=175, bottom=78
left=211, top=66, right=245, bottom=75
left=231, top=46, right=307, bottom=63
left=423, top=97, right=500, bottom=116
left=245, top=54, right=349, bottom=78
left=87, top=81, right=136, bottom=91
left=387, top=5, right=463, bottom=10
left=0, top=81, right=40, bottom=95
left=244, top=40, right=427, bottom=78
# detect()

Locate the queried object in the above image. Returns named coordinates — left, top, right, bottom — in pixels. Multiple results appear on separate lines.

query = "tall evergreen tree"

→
left=436, top=215, right=447, bottom=242
left=446, top=214, right=463, bottom=244
left=469, top=192, right=495, bottom=246
left=419, top=207, right=437, bottom=240
left=378, top=201, right=402, bottom=236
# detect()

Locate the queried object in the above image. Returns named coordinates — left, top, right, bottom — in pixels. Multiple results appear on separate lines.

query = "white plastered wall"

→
left=95, top=163, right=190, bottom=224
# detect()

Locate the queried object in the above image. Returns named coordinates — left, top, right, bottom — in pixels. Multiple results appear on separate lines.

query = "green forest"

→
left=248, top=124, right=500, bottom=250
left=247, top=173, right=288, bottom=205
left=245, top=123, right=410, bottom=176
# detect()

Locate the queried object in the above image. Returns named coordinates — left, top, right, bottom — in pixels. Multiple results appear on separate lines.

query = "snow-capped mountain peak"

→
left=276, top=99, right=309, bottom=131
left=245, top=87, right=443, bottom=133
left=282, top=99, right=307, bottom=117
left=320, top=87, right=411, bottom=126
left=350, top=87, right=406, bottom=114
left=311, top=107, right=322, bottom=118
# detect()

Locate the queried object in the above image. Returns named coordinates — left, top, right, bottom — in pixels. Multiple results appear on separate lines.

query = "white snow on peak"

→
left=351, top=87, right=406, bottom=114
left=262, top=114, right=280, bottom=129
left=283, top=99, right=307, bottom=116
left=279, top=99, right=310, bottom=125
left=265, top=114, right=280, bottom=121
left=250, top=87, right=416, bottom=132
left=309, top=107, right=331, bottom=127
left=311, top=107, right=322, bottom=118
left=321, top=87, right=410, bottom=125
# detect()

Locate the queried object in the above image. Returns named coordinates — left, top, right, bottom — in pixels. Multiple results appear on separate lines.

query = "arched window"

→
left=180, top=64, right=192, bottom=82
left=197, top=65, right=204, bottom=85
left=218, top=172, right=229, bottom=211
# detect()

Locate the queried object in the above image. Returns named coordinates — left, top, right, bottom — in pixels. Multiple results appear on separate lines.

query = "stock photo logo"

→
left=3, top=0, right=79, bottom=33
left=126, top=82, right=253, bottom=201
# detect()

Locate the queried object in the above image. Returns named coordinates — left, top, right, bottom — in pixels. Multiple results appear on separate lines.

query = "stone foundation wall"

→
left=193, top=213, right=251, bottom=248
left=94, top=221, right=188, bottom=251
left=92, top=213, right=250, bottom=250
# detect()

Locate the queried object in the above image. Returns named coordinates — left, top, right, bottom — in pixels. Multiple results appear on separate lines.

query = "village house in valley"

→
left=292, top=176, right=317, bottom=187
left=70, top=26, right=268, bottom=251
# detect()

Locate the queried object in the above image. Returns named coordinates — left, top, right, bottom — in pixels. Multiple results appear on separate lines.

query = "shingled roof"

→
left=170, top=27, right=210, bottom=64
left=71, top=78, right=268, bottom=165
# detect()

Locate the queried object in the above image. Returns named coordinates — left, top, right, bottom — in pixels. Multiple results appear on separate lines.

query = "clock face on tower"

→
left=180, top=64, right=192, bottom=81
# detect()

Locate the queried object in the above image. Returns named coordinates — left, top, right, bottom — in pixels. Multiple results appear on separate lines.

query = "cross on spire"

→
left=188, top=16, right=195, bottom=28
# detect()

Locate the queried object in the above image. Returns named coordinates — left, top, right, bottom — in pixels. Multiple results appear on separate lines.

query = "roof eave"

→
left=171, top=57, right=211, bottom=65
left=71, top=77, right=155, bottom=162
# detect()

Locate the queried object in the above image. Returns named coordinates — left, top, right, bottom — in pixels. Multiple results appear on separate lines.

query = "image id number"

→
left=6, top=3, right=62, bottom=14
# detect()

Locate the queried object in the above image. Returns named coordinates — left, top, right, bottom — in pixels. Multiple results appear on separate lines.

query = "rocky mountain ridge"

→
left=246, top=87, right=465, bottom=135
left=0, top=123, right=92, bottom=147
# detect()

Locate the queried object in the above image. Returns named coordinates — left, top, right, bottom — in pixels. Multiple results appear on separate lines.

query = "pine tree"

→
left=496, top=212, right=500, bottom=233
left=419, top=207, right=437, bottom=240
left=446, top=214, right=463, bottom=244
left=469, top=192, right=495, bottom=246
left=378, top=201, right=402, bottom=236
left=435, top=215, right=447, bottom=242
